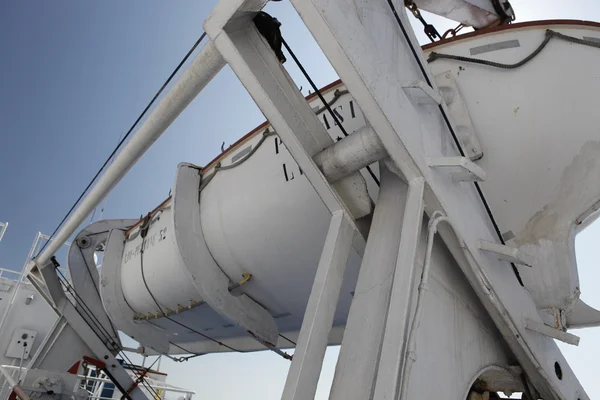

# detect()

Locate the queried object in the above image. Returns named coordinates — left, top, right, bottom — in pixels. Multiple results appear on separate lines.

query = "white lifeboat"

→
left=97, top=20, right=600, bottom=355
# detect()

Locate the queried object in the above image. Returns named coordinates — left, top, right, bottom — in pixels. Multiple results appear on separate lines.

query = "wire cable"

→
left=35, top=32, right=208, bottom=258
left=278, top=333, right=297, bottom=346
left=428, top=29, right=600, bottom=68
left=280, top=37, right=380, bottom=187
left=54, top=268, right=161, bottom=400
left=385, top=0, right=525, bottom=285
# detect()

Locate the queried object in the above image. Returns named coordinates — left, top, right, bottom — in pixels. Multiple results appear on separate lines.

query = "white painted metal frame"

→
left=205, top=1, right=586, bottom=399
left=372, top=177, right=424, bottom=400
left=26, top=39, right=228, bottom=400
left=20, top=0, right=586, bottom=398
left=329, top=166, right=415, bottom=400
left=282, top=211, right=354, bottom=400
left=27, top=264, right=150, bottom=400
left=204, top=3, right=362, bottom=224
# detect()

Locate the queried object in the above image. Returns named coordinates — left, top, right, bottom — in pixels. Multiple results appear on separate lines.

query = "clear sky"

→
left=1, top=1, right=600, bottom=399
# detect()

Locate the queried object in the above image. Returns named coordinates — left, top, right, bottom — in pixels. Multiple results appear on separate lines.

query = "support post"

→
left=282, top=211, right=354, bottom=400
left=329, top=165, right=408, bottom=400
left=372, top=177, right=425, bottom=400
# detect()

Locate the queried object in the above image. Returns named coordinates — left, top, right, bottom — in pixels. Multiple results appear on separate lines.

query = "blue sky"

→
left=1, top=1, right=600, bottom=399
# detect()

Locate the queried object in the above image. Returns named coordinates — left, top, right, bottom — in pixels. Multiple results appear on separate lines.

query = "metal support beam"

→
left=288, top=0, right=584, bottom=397
left=204, top=3, right=367, bottom=231
left=372, top=177, right=425, bottom=400
left=427, top=156, right=486, bottom=182
left=28, top=263, right=150, bottom=400
left=205, top=12, right=344, bottom=215
left=329, top=165, right=408, bottom=400
left=314, top=125, right=386, bottom=184
left=402, top=81, right=442, bottom=105
left=282, top=211, right=354, bottom=400
left=524, top=319, right=580, bottom=346
left=479, top=240, right=534, bottom=267
left=36, top=41, right=225, bottom=267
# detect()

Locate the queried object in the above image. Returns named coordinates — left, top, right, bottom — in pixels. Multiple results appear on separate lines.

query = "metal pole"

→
left=36, top=41, right=225, bottom=267
left=329, top=164, right=409, bottom=400
left=0, top=232, right=42, bottom=335
left=372, top=177, right=425, bottom=400
left=282, top=210, right=354, bottom=400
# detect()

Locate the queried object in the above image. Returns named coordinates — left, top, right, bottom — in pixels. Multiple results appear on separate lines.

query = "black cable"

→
left=280, top=37, right=380, bottom=187
left=428, top=29, right=600, bottom=68
left=168, top=342, right=204, bottom=362
left=57, top=283, right=146, bottom=400
left=120, top=355, right=162, bottom=399
left=278, top=333, right=297, bottom=346
left=56, top=269, right=119, bottom=350
left=57, top=275, right=160, bottom=399
left=78, top=245, right=120, bottom=339
left=386, top=0, right=525, bottom=285
left=55, top=268, right=161, bottom=399
left=35, top=32, right=208, bottom=258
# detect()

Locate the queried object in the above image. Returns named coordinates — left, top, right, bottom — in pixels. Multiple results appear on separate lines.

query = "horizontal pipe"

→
left=37, top=41, right=226, bottom=268
left=314, top=125, right=386, bottom=183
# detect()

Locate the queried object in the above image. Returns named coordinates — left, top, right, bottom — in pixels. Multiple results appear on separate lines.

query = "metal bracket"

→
left=524, top=319, right=580, bottom=346
left=478, top=240, right=533, bottom=267
left=435, top=71, right=483, bottom=160
left=427, top=156, right=486, bottom=182
left=402, top=80, right=442, bottom=105
left=68, top=220, right=139, bottom=350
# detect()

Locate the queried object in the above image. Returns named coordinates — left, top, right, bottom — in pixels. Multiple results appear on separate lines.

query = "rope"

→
left=428, top=29, right=600, bottom=68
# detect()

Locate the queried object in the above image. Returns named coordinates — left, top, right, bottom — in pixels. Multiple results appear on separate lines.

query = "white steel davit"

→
left=17, top=1, right=600, bottom=399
